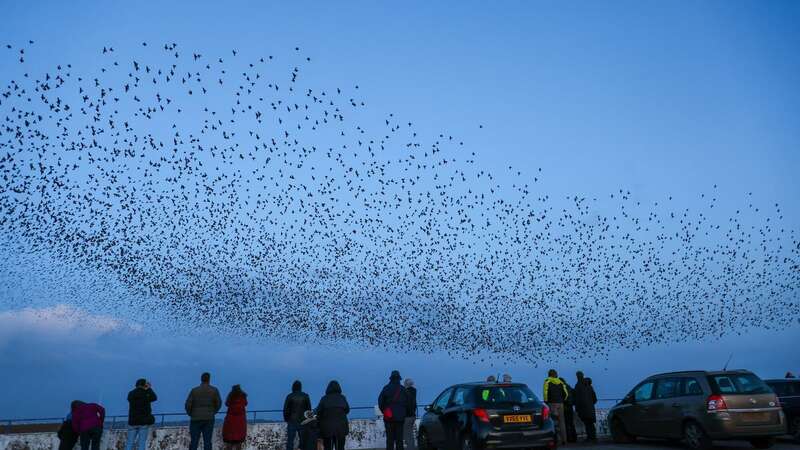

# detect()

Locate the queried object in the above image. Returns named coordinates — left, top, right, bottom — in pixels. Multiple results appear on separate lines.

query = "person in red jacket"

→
left=70, top=400, right=105, bottom=450
left=222, top=385, right=248, bottom=450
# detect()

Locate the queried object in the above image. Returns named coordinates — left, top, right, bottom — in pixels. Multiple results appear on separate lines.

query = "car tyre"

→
left=610, top=418, right=635, bottom=443
left=749, top=437, right=774, bottom=449
left=418, top=428, right=436, bottom=450
left=683, top=421, right=712, bottom=450
left=459, top=433, right=478, bottom=450
left=792, top=417, right=800, bottom=443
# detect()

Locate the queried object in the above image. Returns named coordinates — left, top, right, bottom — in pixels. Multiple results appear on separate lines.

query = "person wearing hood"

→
left=573, top=372, right=598, bottom=442
left=284, top=380, right=312, bottom=450
left=71, top=400, right=105, bottom=450
left=542, top=369, right=568, bottom=446
left=403, top=378, right=418, bottom=450
left=379, top=370, right=410, bottom=450
left=316, top=380, right=350, bottom=450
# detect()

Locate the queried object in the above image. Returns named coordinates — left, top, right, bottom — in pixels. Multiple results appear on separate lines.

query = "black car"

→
left=417, top=382, right=556, bottom=450
left=765, top=378, right=800, bottom=443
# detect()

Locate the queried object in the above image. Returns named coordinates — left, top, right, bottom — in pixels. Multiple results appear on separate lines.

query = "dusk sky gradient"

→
left=1, top=0, right=799, bottom=418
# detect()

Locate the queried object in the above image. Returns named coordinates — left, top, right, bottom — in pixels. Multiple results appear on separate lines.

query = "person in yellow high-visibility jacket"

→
left=543, top=369, right=569, bottom=445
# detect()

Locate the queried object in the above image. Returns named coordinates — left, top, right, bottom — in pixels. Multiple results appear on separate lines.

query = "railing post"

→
left=161, top=414, right=165, bottom=427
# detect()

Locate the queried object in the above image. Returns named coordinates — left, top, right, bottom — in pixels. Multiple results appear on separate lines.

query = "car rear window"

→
left=478, top=385, right=539, bottom=406
left=708, top=374, right=771, bottom=395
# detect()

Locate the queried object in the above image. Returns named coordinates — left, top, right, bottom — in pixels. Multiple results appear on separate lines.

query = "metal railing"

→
left=2, top=399, right=622, bottom=435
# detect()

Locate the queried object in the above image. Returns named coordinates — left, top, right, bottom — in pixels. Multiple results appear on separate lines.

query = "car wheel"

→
left=749, top=437, right=774, bottom=449
left=610, top=418, right=635, bottom=443
left=792, top=417, right=800, bottom=443
left=418, top=428, right=436, bottom=450
left=683, top=421, right=712, bottom=450
left=459, top=433, right=478, bottom=450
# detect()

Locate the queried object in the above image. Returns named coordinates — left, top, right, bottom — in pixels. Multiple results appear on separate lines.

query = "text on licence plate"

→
left=741, top=412, right=771, bottom=423
left=503, top=414, right=532, bottom=424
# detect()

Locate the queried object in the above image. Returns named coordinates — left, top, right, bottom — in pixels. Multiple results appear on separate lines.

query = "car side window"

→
left=450, top=387, right=470, bottom=407
left=768, top=382, right=788, bottom=396
left=681, top=378, right=703, bottom=396
left=433, top=388, right=453, bottom=411
left=634, top=381, right=655, bottom=402
left=655, top=378, right=680, bottom=399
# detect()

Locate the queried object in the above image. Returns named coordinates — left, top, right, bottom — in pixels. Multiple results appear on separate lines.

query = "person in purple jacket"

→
left=71, top=400, right=106, bottom=450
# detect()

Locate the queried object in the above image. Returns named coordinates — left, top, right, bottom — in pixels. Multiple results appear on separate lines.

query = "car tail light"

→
left=541, top=404, right=550, bottom=421
left=707, top=394, right=728, bottom=412
left=473, top=408, right=490, bottom=423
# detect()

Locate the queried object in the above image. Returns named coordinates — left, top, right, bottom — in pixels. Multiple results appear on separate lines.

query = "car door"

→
left=650, top=377, right=683, bottom=438
left=441, top=386, right=472, bottom=449
left=626, top=380, right=657, bottom=436
left=424, top=387, right=454, bottom=447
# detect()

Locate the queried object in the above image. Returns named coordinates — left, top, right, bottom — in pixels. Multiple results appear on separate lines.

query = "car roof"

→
left=450, top=382, right=528, bottom=388
left=647, top=369, right=753, bottom=378
left=765, top=379, right=800, bottom=383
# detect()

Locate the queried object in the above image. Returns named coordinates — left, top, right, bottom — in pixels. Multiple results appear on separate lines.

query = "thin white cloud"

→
left=0, top=304, right=141, bottom=343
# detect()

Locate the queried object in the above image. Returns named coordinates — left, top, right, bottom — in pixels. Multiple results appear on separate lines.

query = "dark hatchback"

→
left=417, top=382, right=556, bottom=450
left=765, top=378, right=800, bottom=442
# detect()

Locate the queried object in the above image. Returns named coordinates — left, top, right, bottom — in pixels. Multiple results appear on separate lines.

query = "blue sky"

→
left=1, top=0, right=799, bottom=418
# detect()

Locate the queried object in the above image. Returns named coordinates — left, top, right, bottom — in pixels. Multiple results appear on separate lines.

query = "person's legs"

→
left=335, top=436, right=346, bottom=450
left=550, top=403, right=566, bottom=445
left=395, top=422, right=404, bottom=450
left=586, top=420, right=597, bottom=441
left=200, top=420, right=214, bottom=450
left=79, top=432, right=91, bottom=450
left=189, top=421, right=202, bottom=450
left=125, top=426, right=138, bottom=450
left=403, top=417, right=416, bottom=450
left=287, top=422, right=298, bottom=450
left=385, top=421, right=393, bottom=450
left=565, top=407, right=576, bottom=442
left=322, top=437, right=333, bottom=450
left=90, top=428, right=102, bottom=450
left=138, top=426, right=150, bottom=450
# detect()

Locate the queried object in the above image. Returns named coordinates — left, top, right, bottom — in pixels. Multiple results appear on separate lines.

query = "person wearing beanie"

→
left=379, top=370, right=410, bottom=450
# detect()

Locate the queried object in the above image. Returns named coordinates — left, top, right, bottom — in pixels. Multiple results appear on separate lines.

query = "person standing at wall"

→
left=284, top=380, right=312, bottom=450
left=126, top=378, right=157, bottom=450
left=316, top=380, right=350, bottom=450
left=573, top=371, right=598, bottom=442
left=402, top=378, right=418, bottom=450
left=542, top=370, right=568, bottom=446
left=222, top=384, right=248, bottom=450
left=71, top=400, right=105, bottom=450
left=379, top=370, right=409, bottom=450
left=185, top=372, right=222, bottom=450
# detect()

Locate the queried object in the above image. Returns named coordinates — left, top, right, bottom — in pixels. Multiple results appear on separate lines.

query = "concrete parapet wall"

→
left=1, top=411, right=610, bottom=450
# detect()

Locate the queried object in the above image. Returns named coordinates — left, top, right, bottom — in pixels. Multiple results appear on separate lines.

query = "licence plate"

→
left=503, top=414, right=532, bottom=424
left=740, top=412, right=771, bottom=423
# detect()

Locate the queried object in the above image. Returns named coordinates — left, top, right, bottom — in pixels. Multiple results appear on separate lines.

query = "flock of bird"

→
left=0, top=41, right=798, bottom=363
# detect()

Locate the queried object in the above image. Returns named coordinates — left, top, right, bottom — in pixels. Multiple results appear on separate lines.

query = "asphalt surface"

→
left=560, top=438, right=799, bottom=449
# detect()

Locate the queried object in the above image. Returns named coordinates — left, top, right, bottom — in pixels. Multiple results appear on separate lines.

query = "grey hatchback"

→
left=607, top=370, right=786, bottom=450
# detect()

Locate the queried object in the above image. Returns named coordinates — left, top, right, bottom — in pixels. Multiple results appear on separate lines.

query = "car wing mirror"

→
left=424, top=405, right=432, bottom=412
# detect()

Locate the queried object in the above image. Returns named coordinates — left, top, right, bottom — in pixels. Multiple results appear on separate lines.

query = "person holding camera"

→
left=126, top=378, right=158, bottom=450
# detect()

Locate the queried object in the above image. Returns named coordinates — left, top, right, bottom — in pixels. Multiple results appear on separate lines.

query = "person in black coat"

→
left=284, top=380, right=312, bottom=450
left=379, top=370, right=409, bottom=450
left=573, top=372, right=598, bottom=442
left=58, top=412, right=79, bottom=450
left=126, top=378, right=157, bottom=450
left=316, top=380, right=350, bottom=450
left=403, top=378, right=418, bottom=450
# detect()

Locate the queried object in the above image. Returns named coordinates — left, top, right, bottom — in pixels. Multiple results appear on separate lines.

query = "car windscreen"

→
left=478, top=385, right=539, bottom=406
left=709, top=374, right=772, bottom=395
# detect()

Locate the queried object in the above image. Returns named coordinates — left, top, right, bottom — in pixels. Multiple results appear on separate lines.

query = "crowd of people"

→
left=56, top=369, right=595, bottom=450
